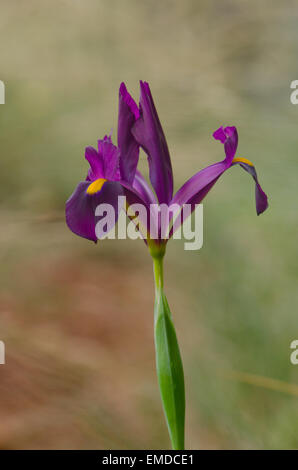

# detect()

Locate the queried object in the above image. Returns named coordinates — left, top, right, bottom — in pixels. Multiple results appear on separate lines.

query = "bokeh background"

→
left=0, top=0, right=297, bottom=449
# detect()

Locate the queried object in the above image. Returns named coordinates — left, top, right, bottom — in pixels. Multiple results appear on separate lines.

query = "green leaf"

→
left=154, top=290, right=185, bottom=450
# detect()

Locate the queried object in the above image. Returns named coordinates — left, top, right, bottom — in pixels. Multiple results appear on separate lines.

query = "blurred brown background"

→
left=0, top=0, right=297, bottom=449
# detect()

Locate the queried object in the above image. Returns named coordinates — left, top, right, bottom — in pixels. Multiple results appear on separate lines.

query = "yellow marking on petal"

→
left=232, top=157, right=254, bottom=167
left=86, top=178, right=107, bottom=195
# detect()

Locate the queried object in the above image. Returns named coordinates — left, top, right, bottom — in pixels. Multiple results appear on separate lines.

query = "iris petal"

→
left=119, top=178, right=159, bottom=241
left=213, top=126, right=238, bottom=163
left=98, top=136, right=121, bottom=180
left=168, top=125, right=268, bottom=237
left=66, top=180, right=123, bottom=242
left=118, top=83, right=140, bottom=184
left=132, top=81, right=173, bottom=205
left=85, top=146, right=105, bottom=181
left=169, top=161, right=227, bottom=237
left=133, top=170, right=157, bottom=206
left=232, top=160, right=268, bottom=215
left=212, top=127, right=226, bottom=144
left=172, top=161, right=227, bottom=208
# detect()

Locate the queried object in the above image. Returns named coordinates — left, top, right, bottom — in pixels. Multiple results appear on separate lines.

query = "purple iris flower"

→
left=65, top=81, right=269, bottom=450
left=66, top=81, right=268, bottom=244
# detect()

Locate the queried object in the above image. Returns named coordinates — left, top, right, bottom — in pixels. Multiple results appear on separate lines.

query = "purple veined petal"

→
left=65, top=180, right=123, bottom=243
left=212, top=127, right=226, bottom=143
left=169, top=176, right=223, bottom=239
left=133, top=169, right=157, bottom=206
left=168, top=154, right=268, bottom=239
left=98, top=135, right=121, bottom=181
left=132, top=170, right=160, bottom=240
left=213, top=126, right=238, bottom=163
left=172, top=160, right=228, bottom=208
left=132, top=81, right=173, bottom=205
left=118, top=83, right=140, bottom=184
left=168, top=161, right=228, bottom=237
left=232, top=159, right=268, bottom=215
left=119, top=178, right=159, bottom=242
left=119, top=82, right=140, bottom=120
left=85, top=146, right=105, bottom=181
left=255, top=182, right=268, bottom=215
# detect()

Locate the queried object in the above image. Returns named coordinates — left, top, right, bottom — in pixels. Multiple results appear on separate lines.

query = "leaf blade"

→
left=154, top=291, right=185, bottom=450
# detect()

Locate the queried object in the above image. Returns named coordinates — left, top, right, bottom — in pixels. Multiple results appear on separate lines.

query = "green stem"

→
left=153, top=254, right=164, bottom=294
left=152, top=252, right=185, bottom=450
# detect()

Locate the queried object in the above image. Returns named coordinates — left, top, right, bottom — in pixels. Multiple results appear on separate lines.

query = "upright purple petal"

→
left=85, top=146, right=105, bottom=181
left=118, top=83, right=140, bottom=184
left=132, top=81, right=173, bottom=205
left=132, top=170, right=157, bottom=206
left=98, top=136, right=121, bottom=180
left=213, top=126, right=238, bottom=163
left=119, top=178, right=159, bottom=242
left=212, top=127, right=227, bottom=143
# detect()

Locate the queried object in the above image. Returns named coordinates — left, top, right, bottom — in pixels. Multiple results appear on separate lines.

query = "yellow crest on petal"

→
left=232, top=157, right=254, bottom=167
left=86, top=178, right=107, bottom=195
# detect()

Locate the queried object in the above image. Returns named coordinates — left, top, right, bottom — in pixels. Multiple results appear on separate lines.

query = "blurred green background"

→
left=0, top=0, right=297, bottom=449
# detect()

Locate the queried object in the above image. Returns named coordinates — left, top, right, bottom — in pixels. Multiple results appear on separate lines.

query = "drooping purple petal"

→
left=232, top=161, right=268, bottom=215
left=118, top=83, right=140, bottom=184
left=168, top=125, right=268, bottom=238
left=66, top=180, right=123, bottom=242
left=132, top=81, right=173, bottom=205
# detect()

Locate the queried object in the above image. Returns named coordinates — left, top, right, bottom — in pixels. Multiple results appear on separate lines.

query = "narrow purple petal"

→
left=119, top=178, right=159, bottom=241
left=132, top=81, right=173, bottom=205
left=65, top=180, right=123, bottom=242
left=169, top=148, right=268, bottom=237
left=255, top=182, right=268, bottom=215
left=132, top=170, right=157, bottom=206
left=172, top=161, right=228, bottom=207
left=119, top=82, right=140, bottom=120
left=118, top=83, right=140, bottom=184
left=168, top=161, right=228, bottom=238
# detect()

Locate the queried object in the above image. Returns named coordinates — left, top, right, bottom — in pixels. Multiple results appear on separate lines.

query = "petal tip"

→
left=213, top=125, right=238, bottom=162
left=256, top=197, right=269, bottom=216
left=212, top=126, right=226, bottom=143
left=85, top=145, right=97, bottom=158
left=119, top=82, right=139, bottom=119
left=140, top=80, right=150, bottom=92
